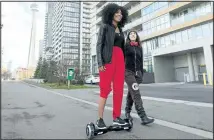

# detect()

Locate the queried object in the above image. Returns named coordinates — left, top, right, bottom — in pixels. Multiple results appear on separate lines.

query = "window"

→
left=202, top=23, right=210, bottom=37
left=150, top=39, right=155, bottom=50
left=64, top=21, right=79, bottom=27
left=151, top=20, right=155, bottom=28
left=143, top=57, right=153, bottom=73
left=63, top=37, right=78, bottom=42
left=64, top=16, right=79, bottom=22
left=165, top=35, right=170, bottom=46
left=160, top=2, right=168, bottom=8
left=153, top=2, right=158, bottom=11
left=175, top=32, right=182, bottom=43
left=147, top=41, right=152, bottom=54
left=71, top=49, right=78, bottom=53
left=143, top=42, right=148, bottom=55
left=143, top=14, right=170, bottom=35
left=64, top=11, right=79, bottom=17
left=187, top=28, right=193, bottom=40
left=209, top=22, right=213, bottom=31
left=160, top=16, right=165, bottom=24
left=64, top=27, right=79, bottom=32
left=181, top=30, right=188, bottom=42
left=65, top=6, right=79, bottom=12
left=64, top=42, right=78, bottom=48
left=154, top=38, right=159, bottom=49
left=194, top=26, right=203, bottom=38
left=160, top=24, right=165, bottom=29
left=64, top=32, right=79, bottom=37
left=168, top=33, right=174, bottom=45
left=205, top=2, right=212, bottom=12
left=147, top=22, right=213, bottom=51
left=160, top=37, right=165, bottom=47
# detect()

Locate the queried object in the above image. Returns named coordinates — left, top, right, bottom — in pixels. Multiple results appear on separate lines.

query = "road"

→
left=87, top=83, right=213, bottom=103
left=2, top=81, right=213, bottom=139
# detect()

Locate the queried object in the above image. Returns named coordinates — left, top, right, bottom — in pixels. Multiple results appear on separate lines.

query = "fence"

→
left=142, top=72, right=155, bottom=84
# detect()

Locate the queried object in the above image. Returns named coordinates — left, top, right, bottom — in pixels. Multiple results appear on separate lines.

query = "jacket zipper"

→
left=134, top=47, right=137, bottom=75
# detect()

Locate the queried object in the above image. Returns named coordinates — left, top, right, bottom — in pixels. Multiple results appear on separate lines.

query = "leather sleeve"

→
left=124, top=43, right=127, bottom=61
left=96, top=24, right=106, bottom=68
left=122, top=39, right=125, bottom=60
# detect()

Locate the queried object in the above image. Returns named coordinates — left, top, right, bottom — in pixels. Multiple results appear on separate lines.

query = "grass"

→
left=41, top=82, right=95, bottom=89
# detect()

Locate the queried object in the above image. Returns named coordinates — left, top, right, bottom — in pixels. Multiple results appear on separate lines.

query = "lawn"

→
left=41, top=83, right=95, bottom=89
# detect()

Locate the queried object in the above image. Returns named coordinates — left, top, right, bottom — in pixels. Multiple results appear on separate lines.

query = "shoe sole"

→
left=113, top=122, right=128, bottom=125
left=96, top=126, right=107, bottom=129
left=142, top=120, right=154, bottom=125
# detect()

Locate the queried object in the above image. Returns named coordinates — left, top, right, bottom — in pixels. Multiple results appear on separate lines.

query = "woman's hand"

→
left=99, top=66, right=106, bottom=72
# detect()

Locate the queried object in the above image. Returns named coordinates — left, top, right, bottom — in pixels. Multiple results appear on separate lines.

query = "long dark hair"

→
left=125, top=30, right=141, bottom=47
left=101, top=3, right=128, bottom=28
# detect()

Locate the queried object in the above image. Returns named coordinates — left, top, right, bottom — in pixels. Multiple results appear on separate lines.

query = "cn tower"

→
left=27, top=3, right=39, bottom=68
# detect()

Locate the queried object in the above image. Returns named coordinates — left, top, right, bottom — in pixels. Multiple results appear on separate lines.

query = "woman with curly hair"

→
left=96, top=3, right=128, bottom=129
left=124, top=30, right=154, bottom=125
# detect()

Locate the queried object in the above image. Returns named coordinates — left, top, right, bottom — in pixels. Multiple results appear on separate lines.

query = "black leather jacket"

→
left=96, top=24, right=125, bottom=67
left=125, top=43, right=144, bottom=75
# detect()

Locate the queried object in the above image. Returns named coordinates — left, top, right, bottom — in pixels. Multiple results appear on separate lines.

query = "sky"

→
left=2, top=2, right=46, bottom=71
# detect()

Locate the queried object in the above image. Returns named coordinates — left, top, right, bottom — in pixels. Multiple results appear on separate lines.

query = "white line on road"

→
left=93, top=91, right=213, bottom=108
left=22, top=81, right=213, bottom=139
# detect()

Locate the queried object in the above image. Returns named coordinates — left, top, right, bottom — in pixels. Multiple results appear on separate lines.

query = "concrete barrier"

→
left=203, top=73, right=213, bottom=86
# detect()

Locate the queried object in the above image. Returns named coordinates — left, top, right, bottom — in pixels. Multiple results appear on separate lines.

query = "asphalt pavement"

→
left=2, top=81, right=213, bottom=139
left=86, top=83, right=213, bottom=103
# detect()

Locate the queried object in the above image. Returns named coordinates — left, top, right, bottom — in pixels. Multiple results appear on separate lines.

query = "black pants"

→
left=125, top=69, right=146, bottom=118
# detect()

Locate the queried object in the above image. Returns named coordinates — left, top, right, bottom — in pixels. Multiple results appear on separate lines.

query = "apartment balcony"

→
left=83, top=8, right=90, bottom=13
left=171, top=11, right=213, bottom=26
left=128, top=2, right=143, bottom=16
left=97, top=1, right=106, bottom=7
left=96, top=26, right=100, bottom=33
left=124, top=17, right=143, bottom=31
left=138, top=30, right=144, bottom=38
left=121, top=2, right=130, bottom=7
left=96, top=2, right=109, bottom=17
left=83, top=40, right=91, bottom=44
left=96, top=16, right=102, bottom=25
left=82, top=19, right=91, bottom=24
left=83, top=35, right=91, bottom=38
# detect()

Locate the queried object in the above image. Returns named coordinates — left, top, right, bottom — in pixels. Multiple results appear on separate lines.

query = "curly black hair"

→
left=101, top=3, right=128, bottom=28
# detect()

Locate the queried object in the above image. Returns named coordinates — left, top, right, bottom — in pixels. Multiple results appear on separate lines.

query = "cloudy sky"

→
left=2, top=2, right=46, bottom=71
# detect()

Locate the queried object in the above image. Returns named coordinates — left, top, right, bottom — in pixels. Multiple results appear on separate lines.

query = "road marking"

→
left=22, top=81, right=213, bottom=139
left=93, top=91, right=213, bottom=108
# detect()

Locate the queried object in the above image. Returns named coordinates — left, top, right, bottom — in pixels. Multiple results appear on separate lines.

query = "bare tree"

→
left=55, top=59, right=69, bottom=85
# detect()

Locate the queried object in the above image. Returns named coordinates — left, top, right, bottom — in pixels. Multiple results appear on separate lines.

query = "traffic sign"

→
left=67, top=68, right=74, bottom=80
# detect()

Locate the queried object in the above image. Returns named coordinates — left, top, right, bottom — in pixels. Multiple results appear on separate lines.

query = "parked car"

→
left=85, top=75, right=100, bottom=84
left=11, top=78, right=15, bottom=80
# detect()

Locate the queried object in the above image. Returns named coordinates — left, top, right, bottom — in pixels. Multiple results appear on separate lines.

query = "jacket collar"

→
left=110, top=23, right=121, bottom=30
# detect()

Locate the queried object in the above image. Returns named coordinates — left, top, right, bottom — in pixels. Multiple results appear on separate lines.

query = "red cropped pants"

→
left=99, top=46, right=125, bottom=120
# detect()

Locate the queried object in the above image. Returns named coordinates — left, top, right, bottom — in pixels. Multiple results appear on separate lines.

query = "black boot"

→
left=141, top=115, right=154, bottom=125
left=125, top=112, right=133, bottom=121
left=125, top=91, right=134, bottom=120
left=131, top=90, right=154, bottom=125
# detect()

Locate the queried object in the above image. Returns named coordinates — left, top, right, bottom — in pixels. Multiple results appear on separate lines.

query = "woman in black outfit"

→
left=124, top=30, right=154, bottom=125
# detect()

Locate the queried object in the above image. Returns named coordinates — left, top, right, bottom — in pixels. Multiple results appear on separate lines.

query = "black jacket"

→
left=125, top=43, right=144, bottom=75
left=96, top=24, right=125, bottom=67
